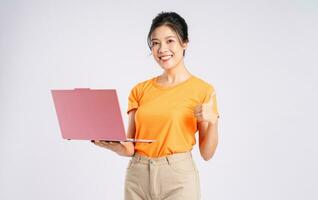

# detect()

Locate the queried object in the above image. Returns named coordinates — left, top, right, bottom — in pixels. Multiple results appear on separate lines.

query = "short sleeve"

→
left=202, top=84, right=220, bottom=118
left=127, top=85, right=139, bottom=114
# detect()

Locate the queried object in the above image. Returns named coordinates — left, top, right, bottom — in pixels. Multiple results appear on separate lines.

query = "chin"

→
left=156, top=60, right=175, bottom=69
left=159, top=64, right=176, bottom=71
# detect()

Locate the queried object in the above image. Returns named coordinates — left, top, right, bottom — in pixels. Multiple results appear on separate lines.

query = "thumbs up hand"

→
left=194, top=92, right=218, bottom=125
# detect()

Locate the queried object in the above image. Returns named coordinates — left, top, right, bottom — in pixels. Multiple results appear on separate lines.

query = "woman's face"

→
left=150, top=25, right=188, bottom=71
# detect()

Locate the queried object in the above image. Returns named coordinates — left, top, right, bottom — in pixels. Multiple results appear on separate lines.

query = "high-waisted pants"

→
left=124, top=151, right=201, bottom=200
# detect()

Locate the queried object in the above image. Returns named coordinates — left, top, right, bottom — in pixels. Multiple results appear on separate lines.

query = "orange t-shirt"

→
left=127, top=75, right=219, bottom=158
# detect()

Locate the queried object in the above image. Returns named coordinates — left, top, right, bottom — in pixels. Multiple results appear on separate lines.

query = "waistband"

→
left=132, top=151, right=192, bottom=165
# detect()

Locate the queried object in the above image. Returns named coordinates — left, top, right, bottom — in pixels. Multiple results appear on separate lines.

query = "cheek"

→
left=151, top=49, right=158, bottom=58
left=171, top=46, right=183, bottom=56
left=152, top=47, right=159, bottom=55
left=172, top=50, right=183, bottom=60
left=152, top=53, right=159, bottom=61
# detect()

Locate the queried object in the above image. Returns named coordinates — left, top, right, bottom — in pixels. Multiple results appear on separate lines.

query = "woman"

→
left=92, top=11, right=220, bottom=200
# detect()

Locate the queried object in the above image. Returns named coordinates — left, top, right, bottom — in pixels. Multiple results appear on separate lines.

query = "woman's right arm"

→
left=91, top=109, right=136, bottom=157
left=119, top=109, right=136, bottom=156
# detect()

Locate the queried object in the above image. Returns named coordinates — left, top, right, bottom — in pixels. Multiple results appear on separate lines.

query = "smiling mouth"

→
left=159, top=55, right=173, bottom=61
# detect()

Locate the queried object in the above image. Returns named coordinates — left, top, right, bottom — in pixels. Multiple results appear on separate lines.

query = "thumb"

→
left=207, top=92, right=215, bottom=105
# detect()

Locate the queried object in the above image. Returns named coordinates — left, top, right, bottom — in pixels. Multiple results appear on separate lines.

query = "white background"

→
left=1, top=0, right=317, bottom=199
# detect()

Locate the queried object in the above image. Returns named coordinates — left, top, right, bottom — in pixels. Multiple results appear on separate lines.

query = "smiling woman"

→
left=92, top=11, right=220, bottom=200
left=149, top=25, right=188, bottom=72
left=147, top=12, right=189, bottom=56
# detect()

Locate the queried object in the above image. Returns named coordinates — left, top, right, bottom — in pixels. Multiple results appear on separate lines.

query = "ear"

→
left=182, top=42, right=188, bottom=49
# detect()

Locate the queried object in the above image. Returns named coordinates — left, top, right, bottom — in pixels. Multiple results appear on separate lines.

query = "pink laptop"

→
left=51, top=88, right=156, bottom=143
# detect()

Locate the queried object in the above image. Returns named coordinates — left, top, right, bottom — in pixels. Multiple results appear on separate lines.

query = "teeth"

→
left=160, top=55, right=172, bottom=60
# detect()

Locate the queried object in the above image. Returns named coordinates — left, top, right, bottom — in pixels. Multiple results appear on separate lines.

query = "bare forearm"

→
left=199, top=122, right=218, bottom=161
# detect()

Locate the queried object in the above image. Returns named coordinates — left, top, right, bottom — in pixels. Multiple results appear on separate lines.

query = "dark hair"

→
left=147, top=11, right=189, bottom=56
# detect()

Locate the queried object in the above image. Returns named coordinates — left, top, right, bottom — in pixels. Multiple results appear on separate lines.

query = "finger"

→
left=108, top=142, right=121, bottom=147
left=207, top=92, right=215, bottom=105
left=95, top=141, right=105, bottom=146
left=193, top=110, right=201, bottom=116
left=195, top=112, right=203, bottom=119
left=101, top=141, right=116, bottom=144
left=109, top=141, right=120, bottom=145
left=196, top=115, right=203, bottom=122
left=194, top=112, right=204, bottom=119
left=95, top=142, right=111, bottom=149
left=194, top=105, right=204, bottom=114
left=194, top=105, right=202, bottom=114
left=108, top=141, right=120, bottom=144
left=101, top=140, right=119, bottom=143
left=100, top=141, right=110, bottom=145
left=100, top=141, right=118, bottom=147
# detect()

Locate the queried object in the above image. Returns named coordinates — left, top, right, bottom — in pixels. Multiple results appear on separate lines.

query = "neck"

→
left=161, top=59, right=192, bottom=82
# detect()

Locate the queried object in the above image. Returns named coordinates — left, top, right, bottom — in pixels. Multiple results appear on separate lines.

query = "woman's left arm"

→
left=194, top=92, right=219, bottom=161
left=197, top=120, right=218, bottom=161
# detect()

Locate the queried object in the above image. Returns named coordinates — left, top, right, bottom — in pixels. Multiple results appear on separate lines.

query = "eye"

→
left=151, top=41, right=159, bottom=47
left=167, top=39, right=174, bottom=43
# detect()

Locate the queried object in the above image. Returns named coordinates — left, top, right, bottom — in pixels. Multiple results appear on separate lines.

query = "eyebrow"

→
left=151, top=36, right=176, bottom=41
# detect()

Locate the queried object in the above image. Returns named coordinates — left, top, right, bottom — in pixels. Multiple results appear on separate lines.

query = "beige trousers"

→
left=124, top=151, right=201, bottom=200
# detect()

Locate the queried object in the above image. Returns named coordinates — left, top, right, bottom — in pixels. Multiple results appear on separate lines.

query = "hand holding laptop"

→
left=91, top=140, right=135, bottom=157
left=91, top=140, right=122, bottom=153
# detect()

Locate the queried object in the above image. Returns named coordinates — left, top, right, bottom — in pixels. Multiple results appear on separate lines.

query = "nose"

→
left=158, top=43, right=169, bottom=54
